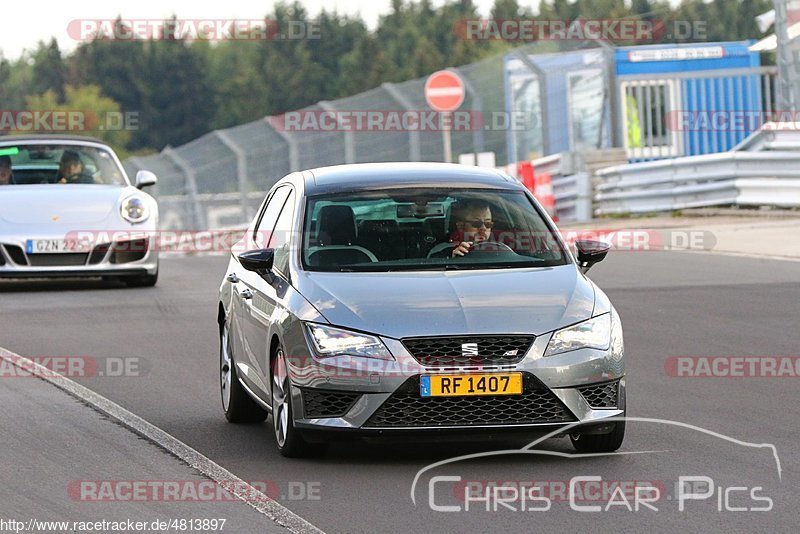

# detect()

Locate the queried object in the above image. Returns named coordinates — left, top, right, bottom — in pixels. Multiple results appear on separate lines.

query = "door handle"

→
left=240, top=288, right=254, bottom=300
left=226, top=273, right=239, bottom=283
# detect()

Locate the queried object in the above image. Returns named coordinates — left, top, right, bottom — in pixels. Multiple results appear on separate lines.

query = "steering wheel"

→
left=470, top=240, right=515, bottom=253
left=60, top=172, right=95, bottom=184
left=66, top=172, right=96, bottom=184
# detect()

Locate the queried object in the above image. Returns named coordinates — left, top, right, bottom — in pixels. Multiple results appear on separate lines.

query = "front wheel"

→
left=271, top=346, right=317, bottom=457
left=124, top=271, right=158, bottom=287
left=570, top=420, right=625, bottom=453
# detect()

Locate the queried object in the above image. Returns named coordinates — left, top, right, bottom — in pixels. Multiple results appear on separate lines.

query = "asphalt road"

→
left=1, top=250, right=799, bottom=533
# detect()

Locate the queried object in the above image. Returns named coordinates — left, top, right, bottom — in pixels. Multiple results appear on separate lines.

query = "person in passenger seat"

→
left=0, top=155, right=13, bottom=185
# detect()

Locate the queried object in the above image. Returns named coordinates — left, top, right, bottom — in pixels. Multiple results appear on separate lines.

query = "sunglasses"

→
left=463, top=219, right=494, bottom=229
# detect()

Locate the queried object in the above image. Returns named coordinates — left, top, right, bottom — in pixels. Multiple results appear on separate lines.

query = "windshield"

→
left=0, top=144, right=127, bottom=186
left=301, top=188, right=569, bottom=272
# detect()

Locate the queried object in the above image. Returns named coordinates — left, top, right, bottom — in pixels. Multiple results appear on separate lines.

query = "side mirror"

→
left=575, top=240, right=610, bottom=273
left=238, top=249, right=275, bottom=279
left=135, top=170, right=158, bottom=189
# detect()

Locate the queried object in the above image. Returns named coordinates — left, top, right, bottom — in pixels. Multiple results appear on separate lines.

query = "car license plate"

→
left=420, top=373, right=522, bottom=397
left=26, top=239, right=88, bottom=254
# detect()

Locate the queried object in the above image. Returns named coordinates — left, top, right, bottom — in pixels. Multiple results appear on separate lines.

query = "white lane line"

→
left=0, top=347, right=324, bottom=534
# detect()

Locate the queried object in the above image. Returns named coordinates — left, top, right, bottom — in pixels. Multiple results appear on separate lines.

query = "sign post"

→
left=425, top=70, right=466, bottom=163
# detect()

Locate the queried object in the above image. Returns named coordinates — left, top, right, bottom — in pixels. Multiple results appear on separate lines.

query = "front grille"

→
left=403, top=335, right=533, bottom=367
left=578, top=381, right=619, bottom=409
left=27, top=253, right=88, bottom=267
left=4, top=245, right=27, bottom=265
left=89, top=243, right=111, bottom=265
left=110, top=239, right=149, bottom=264
left=0, top=250, right=5, bottom=266
left=301, top=388, right=361, bottom=418
left=364, top=374, right=575, bottom=428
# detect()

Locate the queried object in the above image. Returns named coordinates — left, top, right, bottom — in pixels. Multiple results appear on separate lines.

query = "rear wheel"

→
left=570, top=421, right=625, bottom=453
left=220, top=323, right=268, bottom=423
left=271, top=345, right=317, bottom=457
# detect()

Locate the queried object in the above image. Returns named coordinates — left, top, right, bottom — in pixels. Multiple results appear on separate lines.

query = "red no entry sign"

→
left=425, top=70, right=465, bottom=112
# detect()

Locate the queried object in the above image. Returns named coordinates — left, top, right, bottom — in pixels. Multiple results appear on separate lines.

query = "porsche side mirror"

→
left=135, top=170, right=158, bottom=189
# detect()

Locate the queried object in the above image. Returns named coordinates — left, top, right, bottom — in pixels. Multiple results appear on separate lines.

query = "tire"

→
left=220, top=322, right=268, bottom=424
left=271, top=345, right=318, bottom=458
left=570, top=420, right=626, bottom=453
left=124, top=272, right=158, bottom=287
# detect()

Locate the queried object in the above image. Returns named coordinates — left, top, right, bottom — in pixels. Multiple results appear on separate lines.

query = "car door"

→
left=236, top=186, right=292, bottom=399
left=251, top=188, right=298, bottom=402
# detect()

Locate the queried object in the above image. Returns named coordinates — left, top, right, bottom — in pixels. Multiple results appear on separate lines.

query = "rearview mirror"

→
left=238, top=249, right=275, bottom=278
left=135, top=170, right=158, bottom=189
left=575, top=240, right=610, bottom=273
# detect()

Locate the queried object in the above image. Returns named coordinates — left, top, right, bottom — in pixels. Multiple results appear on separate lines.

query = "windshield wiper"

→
left=336, top=264, right=448, bottom=272
left=442, top=261, right=545, bottom=270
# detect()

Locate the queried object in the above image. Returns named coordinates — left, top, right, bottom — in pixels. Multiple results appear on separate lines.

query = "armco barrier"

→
left=158, top=192, right=265, bottom=230
left=594, top=151, right=800, bottom=215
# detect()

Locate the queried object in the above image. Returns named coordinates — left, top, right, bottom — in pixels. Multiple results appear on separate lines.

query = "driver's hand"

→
left=58, top=178, right=67, bottom=184
left=452, top=241, right=472, bottom=257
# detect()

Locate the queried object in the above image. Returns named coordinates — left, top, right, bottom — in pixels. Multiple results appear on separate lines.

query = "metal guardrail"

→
left=526, top=153, right=580, bottom=222
left=733, top=126, right=800, bottom=152
left=594, top=150, right=800, bottom=214
left=527, top=152, right=622, bottom=222
left=158, top=192, right=265, bottom=230
left=158, top=144, right=800, bottom=228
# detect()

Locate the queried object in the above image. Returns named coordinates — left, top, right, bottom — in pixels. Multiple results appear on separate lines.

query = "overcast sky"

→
left=2, top=0, right=503, bottom=60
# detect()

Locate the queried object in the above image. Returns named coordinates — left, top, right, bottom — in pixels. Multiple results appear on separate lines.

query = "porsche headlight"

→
left=306, top=324, right=394, bottom=360
left=544, top=313, right=611, bottom=357
left=120, top=196, right=150, bottom=224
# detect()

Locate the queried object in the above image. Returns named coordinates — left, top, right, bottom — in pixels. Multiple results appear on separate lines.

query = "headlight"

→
left=120, top=196, right=150, bottom=224
left=305, top=323, right=394, bottom=360
left=544, top=313, right=611, bottom=357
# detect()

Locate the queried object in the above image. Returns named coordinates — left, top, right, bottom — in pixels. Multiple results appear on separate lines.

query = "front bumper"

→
left=286, top=332, right=626, bottom=433
left=0, top=236, right=159, bottom=278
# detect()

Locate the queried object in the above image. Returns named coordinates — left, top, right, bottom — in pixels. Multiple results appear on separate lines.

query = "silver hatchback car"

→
left=217, top=163, right=625, bottom=457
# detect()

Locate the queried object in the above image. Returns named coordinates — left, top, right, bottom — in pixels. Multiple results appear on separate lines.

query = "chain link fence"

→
left=123, top=41, right=609, bottom=229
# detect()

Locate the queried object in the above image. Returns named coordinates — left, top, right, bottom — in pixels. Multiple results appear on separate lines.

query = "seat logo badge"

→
left=461, top=343, right=479, bottom=356
left=503, top=349, right=519, bottom=357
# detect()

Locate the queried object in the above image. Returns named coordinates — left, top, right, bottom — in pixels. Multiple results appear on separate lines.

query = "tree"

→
left=491, top=0, right=523, bottom=20
left=207, top=42, right=272, bottom=128
left=30, top=39, right=66, bottom=102
left=337, top=36, right=394, bottom=95
left=70, top=19, right=149, bottom=147
left=0, top=57, right=10, bottom=106
left=23, top=85, right=131, bottom=151
left=142, top=34, right=214, bottom=148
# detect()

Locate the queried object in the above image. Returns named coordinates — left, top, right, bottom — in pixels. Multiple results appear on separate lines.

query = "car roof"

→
left=0, top=134, right=109, bottom=146
left=302, top=162, right=522, bottom=195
